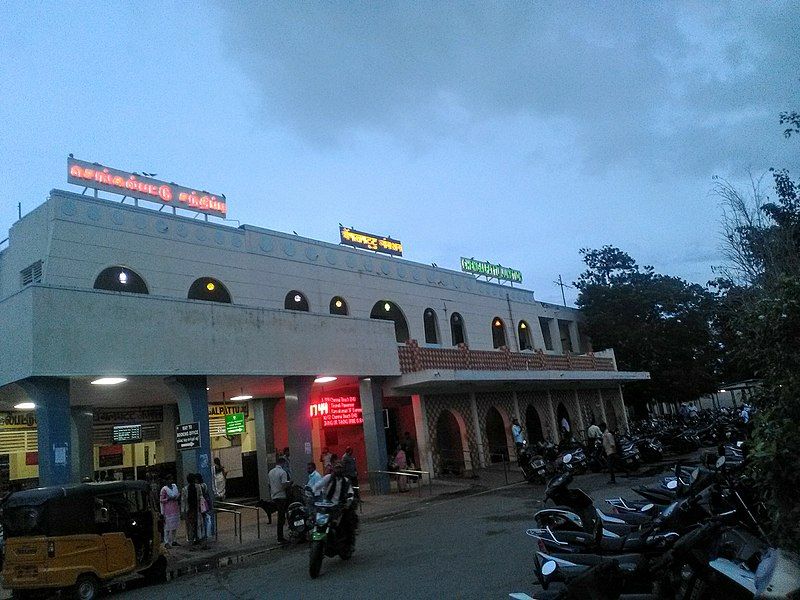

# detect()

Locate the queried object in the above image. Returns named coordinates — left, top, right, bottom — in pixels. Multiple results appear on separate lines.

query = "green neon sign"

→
left=225, top=412, right=245, bottom=435
left=460, top=257, right=523, bottom=283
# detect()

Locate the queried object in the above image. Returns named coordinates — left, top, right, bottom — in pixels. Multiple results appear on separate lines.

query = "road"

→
left=118, top=471, right=657, bottom=600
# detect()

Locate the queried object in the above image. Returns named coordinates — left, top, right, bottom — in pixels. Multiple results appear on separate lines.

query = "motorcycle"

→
left=286, top=484, right=315, bottom=543
left=519, top=443, right=550, bottom=484
left=308, top=500, right=356, bottom=578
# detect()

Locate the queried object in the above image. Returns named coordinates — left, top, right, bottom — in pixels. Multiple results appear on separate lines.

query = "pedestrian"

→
left=394, top=445, right=409, bottom=492
left=212, top=457, right=227, bottom=501
left=281, top=447, right=292, bottom=480
left=268, top=457, right=291, bottom=544
left=511, top=418, right=526, bottom=453
left=402, top=431, right=416, bottom=468
left=325, top=453, right=338, bottom=475
left=306, top=461, right=322, bottom=491
left=601, top=422, right=627, bottom=484
left=342, top=447, right=358, bottom=489
left=587, top=420, right=602, bottom=443
left=159, top=473, right=181, bottom=547
left=196, top=472, right=213, bottom=542
left=560, top=416, right=571, bottom=441
left=320, top=448, right=332, bottom=471
left=181, top=474, right=203, bottom=545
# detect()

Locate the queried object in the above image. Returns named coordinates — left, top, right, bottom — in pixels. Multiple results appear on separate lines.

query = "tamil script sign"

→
left=68, top=157, right=227, bottom=217
left=460, top=257, right=523, bottom=284
left=339, top=226, right=403, bottom=257
left=309, top=395, right=364, bottom=427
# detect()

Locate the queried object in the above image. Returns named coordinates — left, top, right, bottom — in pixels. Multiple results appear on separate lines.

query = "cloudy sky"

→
left=1, top=1, right=797, bottom=304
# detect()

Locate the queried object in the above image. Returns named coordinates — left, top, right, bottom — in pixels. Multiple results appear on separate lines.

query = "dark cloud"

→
left=217, top=1, right=799, bottom=174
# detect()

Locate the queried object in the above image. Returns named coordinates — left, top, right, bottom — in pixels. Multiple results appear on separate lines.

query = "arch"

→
left=423, top=308, right=439, bottom=344
left=329, top=296, right=348, bottom=315
left=556, top=402, right=573, bottom=441
left=450, top=312, right=466, bottom=346
left=94, top=266, right=149, bottom=294
left=285, top=290, right=309, bottom=312
left=486, top=406, right=511, bottom=462
left=188, top=277, right=231, bottom=303
left=525, top=404, right=544, bottom=443
left=518, top=320, right=533, bottom=350
left=370, top=300, right=409, bottom=343
left=491, top=317, right=507, bottom=349
left=435, top=409, right=466, bottom=475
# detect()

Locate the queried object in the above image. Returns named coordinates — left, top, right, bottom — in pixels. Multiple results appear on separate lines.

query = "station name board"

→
left=460, top=257, right=522, bottom=284
left=340, top=226, right=403, bottom=257
left=309, top=396, right=364, bottom=427
left=67, top=157, right=227, bottom=217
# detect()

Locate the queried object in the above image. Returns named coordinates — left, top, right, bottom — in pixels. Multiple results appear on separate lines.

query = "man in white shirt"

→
left=268, top=457, right=291, bottom=543
left=306, top=461, right=322, bottom=495
left=587, top=421, right=603, bottom=442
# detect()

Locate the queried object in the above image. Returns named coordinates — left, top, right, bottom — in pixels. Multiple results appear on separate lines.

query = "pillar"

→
left=595, top=389, right=608, bottom=424
left=253, top=397, right=280, bottom=501
left=283, top=376, right=314, bottom=483
left=411, top=394, right=433, bottom=476
left=19, top=377, right=71, bottom=487
left=572, top=389, right=587, bottom=440
left=359, top=378, right=389, bottom=494
left=70, top=406, right=94, bottom=483
left=544, top=390, right=559, bottom=443
left=165, top=376, right=213, bottom=494
left=512, top=391, right=521, bottom=421
left=469, top=392, right=486, bottom=468
left=616, top=385, right=630, bottom=433
left=549, top=319, right=562, bottom=353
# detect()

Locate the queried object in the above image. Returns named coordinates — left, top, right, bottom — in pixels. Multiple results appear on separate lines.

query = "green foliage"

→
left=575, top=246, right=718, bottom=411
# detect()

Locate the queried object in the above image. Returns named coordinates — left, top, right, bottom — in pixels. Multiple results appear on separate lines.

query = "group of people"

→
left=388, top=432, right=417, bottom=492
left=157, top=457, right=228, bottom=548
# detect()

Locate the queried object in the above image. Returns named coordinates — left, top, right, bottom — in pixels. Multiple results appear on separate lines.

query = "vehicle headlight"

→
left=315, top=513, right=329, bottom=525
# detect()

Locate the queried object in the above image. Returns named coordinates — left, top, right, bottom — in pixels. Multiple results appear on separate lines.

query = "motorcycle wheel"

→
left=309, top=540, right=324, bottom=578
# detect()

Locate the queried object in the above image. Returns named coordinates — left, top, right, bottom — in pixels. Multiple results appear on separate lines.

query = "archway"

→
left=94, top=266, right=149, bottom=294
left=556, top=402, right=572, bottom=441
left=491, top=317, right=507, bottom=349
left=435, top=410, right=465, bottom=475
left=525, top=405, right=544, bottom=443
left=188, top=277, right=231, bottom=303
left=370, top=300, right=410, bottom=343
left=486, top=406, right=508, bottom=462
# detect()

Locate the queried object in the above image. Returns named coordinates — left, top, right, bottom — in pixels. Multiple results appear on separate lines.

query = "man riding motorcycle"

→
left=312, top=461, right=358, bottom=542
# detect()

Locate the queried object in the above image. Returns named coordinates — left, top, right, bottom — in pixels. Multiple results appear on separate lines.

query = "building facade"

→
left=0, top=188, right=648, bottom=495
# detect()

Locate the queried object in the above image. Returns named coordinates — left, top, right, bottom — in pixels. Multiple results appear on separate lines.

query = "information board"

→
left=176, top=422, right=201, bottom=450
left=112, top=424, right=143, bottom=444
left=309, top=396, right=364, bottom=427
left=224, top=413, right=245, bottom=435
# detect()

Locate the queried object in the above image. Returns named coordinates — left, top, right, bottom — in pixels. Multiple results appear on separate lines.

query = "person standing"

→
left=268, top=457, right=291, bottom=544
left=195, top=472, right=213, bottom=542
left=320, top=448, right=332, bottom=472
left=159, top=474, right=181, bottom=547
left=394, top=445, right=409, bottom=492
left=511, top=418, right=526, bottom=453
left=212, top=457, right=227, bottom=501
left=342, top=447, right=358, bottom=496
left=402, top=432, right=416, bottom=468
left=181, top=474, right=203, bottom=544
left=306, top=461, right=322, bottom=498
left=601, top=422, right=625, bottom=484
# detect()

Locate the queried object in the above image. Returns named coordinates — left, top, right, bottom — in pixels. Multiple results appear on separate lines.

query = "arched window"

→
left=285, top=290, right=309, bottom=312
left=329, top=296, right=348, bottom=315
left=518, top=320, right=533, bottom=350
left=370, top=300, right=409, bottom=343
left=188, top=277, right=231, bottom=303
left=492, top=317, right=507, bottom=349
left=450, top=312, right=466, bottom=346
left=94, top=266, right=149, bottom=294
left=423, top=308, right=439, bottom=344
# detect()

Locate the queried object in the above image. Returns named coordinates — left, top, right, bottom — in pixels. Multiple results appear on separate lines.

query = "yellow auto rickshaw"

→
left=1, top=480, right=167, bottom=599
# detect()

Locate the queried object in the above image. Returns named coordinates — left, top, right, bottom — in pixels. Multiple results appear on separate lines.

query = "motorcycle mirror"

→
left=716, top=456, right=726, bottom=469
left=641, top=503, right=654, bottom=512
left=667, top=480, right=679, bottom=490
left=562, top=453, right=572, bottom=464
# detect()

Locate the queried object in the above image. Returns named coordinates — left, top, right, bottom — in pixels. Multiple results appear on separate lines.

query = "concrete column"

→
left=165, top=376, right=213, bottom=494
left=283, top=376, right=314, bottom=483
left=512, top=391, right=521, bottom=421
left=469, top=392, right=486, bottom=468
left=548, top=319, right=562, bottom=353
left=19, top=377, right=71, bottom=486
left=411, top=394, right=434, bottom=476
left=572, top=390, right=587, bottom=440
left=253, top=397, right=280, bottom=501
left=359, top=378, right=389, bottom=494
left=616, top=386, right=630, bottom=433
left=161, top=404, right=178, bottom=465
left=596, top=389, right=608, bottom=424
left=568, top=321, right=580, bottom=353
left=70, top=406, right=94, bottom=483
left=544, top=390, right=559, bottom=443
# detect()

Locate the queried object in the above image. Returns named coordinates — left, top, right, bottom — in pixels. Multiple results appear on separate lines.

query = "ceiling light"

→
left=335, top=299, right=343, bottom=308
left=294, top=294, right=302, bottom=303
left=230, top=395, right=252, bottom=401
left=384, top=302, right=391, bottom=311
left=520, top=322, right=527, bottom=329
left=314, top=376, right=337, bottom=384
left=206, top=282, right=216, bottom=291
left=494, top=320, right=502, bottom=327
left=14, top=402, right=35, bottom=410
left=91, top=377, right=127, bottom=385
left=118, top=272, right=128, bottom=284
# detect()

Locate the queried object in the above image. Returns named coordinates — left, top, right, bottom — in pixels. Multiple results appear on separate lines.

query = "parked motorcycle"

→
left=308, top=500, right=356, bottom=578
left=286, top=484, right=315, bottom=543
left=519, top=443, right=551, bottom=484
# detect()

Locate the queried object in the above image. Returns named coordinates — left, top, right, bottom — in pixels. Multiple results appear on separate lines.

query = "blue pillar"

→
left=19, top=377, right=71, bottom=487
left=165, top=376, right=213, bottom=494
left=283, top=377, right=314, bottom=483
left=360, top=377, right=389, bottom=494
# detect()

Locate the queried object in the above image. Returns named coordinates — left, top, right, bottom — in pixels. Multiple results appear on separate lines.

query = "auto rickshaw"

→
left=1, top=480, right=167, bottom=599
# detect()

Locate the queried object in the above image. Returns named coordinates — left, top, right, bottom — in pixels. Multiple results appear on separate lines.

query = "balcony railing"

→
left=397, top=340, right=615, bottom=374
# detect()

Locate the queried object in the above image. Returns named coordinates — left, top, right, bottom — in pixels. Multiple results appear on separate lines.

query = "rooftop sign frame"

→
left=339, top=226, right=403, bottom=257
left=460, top=257, right=523, bottom=284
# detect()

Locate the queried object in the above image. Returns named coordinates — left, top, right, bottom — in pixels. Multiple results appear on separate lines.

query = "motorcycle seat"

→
left=548, top=552, right=643, bottom=566
left=600, top=532, right=644, bottom=553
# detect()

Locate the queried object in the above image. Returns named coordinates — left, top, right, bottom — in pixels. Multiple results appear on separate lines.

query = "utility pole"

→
left=553, top=275, right=573, bottom=307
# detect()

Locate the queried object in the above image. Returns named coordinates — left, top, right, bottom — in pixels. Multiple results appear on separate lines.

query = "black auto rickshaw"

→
left=1, top=480, right=166, bottom=599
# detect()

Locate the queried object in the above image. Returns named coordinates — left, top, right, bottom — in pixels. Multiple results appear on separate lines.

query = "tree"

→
left=575, top=246, right=718, bottom=413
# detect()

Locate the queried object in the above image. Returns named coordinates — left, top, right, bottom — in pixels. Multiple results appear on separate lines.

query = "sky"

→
left=1, top=1, right=797, bottom=305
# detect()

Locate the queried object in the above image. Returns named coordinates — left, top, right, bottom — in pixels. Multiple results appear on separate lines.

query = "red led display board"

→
left=309, top=396, right=364, bottom=427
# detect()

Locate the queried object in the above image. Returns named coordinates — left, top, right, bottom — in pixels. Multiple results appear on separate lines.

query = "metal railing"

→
left=367, top=469, right=432, bottom=497
left=214, top=507, right=242, bottom=543
left=215, top=501, right=261, bottom=539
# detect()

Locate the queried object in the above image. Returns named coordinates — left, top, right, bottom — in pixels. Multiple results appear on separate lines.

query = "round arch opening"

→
left=188, top=277, right=231, bottom=303
left=370, top=300, right=409, bottom=343
left=486, top=406, right=509, bottom=462
left=94, top=266, right=149, bottom=294
left=525, top=405, right=544, bottom=443
left=556, top=402, right=573, bottom=441
left=492, top=317, right=507, bottom=349
left=435, top=410, right=465, bottom=475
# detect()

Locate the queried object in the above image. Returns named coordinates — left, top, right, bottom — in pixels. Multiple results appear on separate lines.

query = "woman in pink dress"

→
left=394, top=445, right=409, bottom=492
left=159, top=473, right=181, bottom=547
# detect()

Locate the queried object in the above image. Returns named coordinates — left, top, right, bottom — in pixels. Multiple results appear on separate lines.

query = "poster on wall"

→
left=99, top=445, right=124, bottom=467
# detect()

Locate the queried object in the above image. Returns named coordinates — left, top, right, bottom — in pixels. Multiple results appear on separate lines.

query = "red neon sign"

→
left=309, top=396, right=363, bottom=427
left=67, top=157, right=227, bottom=217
